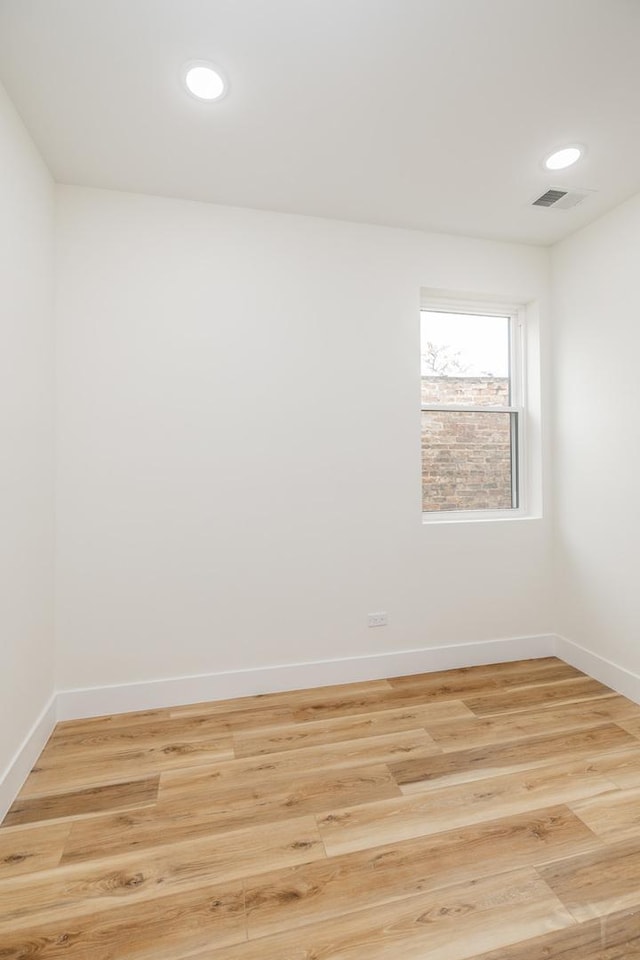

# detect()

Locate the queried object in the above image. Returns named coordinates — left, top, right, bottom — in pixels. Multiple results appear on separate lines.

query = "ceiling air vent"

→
left=532, top=189, right=567, bottom=207
left=532, top=188, right=591, bottom=209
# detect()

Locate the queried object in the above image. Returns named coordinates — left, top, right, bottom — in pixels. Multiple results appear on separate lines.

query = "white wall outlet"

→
left=367, top=612, right=388, bottom=628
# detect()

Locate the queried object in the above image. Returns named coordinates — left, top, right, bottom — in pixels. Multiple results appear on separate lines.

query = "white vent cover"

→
left=531, top=187, right=594, bottom=209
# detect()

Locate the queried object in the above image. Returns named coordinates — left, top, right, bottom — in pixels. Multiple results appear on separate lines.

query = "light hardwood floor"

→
left=3, top=657, right=640, bottom=958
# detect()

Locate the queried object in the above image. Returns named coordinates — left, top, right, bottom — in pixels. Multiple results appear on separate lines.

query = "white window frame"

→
left=421, top=296, right=527, bottom=523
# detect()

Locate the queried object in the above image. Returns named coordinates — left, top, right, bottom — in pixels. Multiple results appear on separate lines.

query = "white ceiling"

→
left=1, top=0, right=640, bottom=245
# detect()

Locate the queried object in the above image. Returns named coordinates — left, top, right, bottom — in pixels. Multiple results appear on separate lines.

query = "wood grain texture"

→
left=2, top=777, right=159, bottom=827
left=560, top=743, right=640, bottom=788
left=316, top=760, right=617, bottom=856
left=233, top=700, right=472, bottom=758
left=19, top=734, right=235, bottom=796
left=169, top=679, right=394, bottom=716
left=61, top=764, right=400, bottom=862
left=570, top=785, right=640, bottom=843
left=160, top=729, right=439, bottom=799
left=424, top=696, right=640, bottom=751
left=464, top=676, right=616, bottom=716
left=538, top=838, right=640, bottom=921
left=0, top=817, right=324, bottom=926
left=468, top=906, right=640, bottom=960
left=387, top=657, right=582, bottom=692
left=193, top=869, right=574, bottom=960
left=615, top=715, right=640, bottom=741
left=0, top=882, right=245, bottom=959
left=290, top=688, right=464, bottom=723
left=47, top=712, right=234, bottom=748
left=3, top=657, right=640, bottom=959
left=172, top=702, right=299, bottom=732
left=244, top=806, right=600, bottom=939
left=0, top=822, right=71, bottom=879
left=389, top=723, right=637, bottom=791
left=55, top=709, right=170, bottom=735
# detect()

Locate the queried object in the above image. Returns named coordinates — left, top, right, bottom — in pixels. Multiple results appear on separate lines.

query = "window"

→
left=421, top=299, right=525, bottom=519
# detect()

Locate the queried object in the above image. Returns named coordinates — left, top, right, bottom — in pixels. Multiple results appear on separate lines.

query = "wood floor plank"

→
left=464, top=677, right=616, bottom=716
left=289, top=686, right=497, bottom=724
left=2, top=777, right=160, bottom=828
left=0, top=817, right=324, bottom=926
left=157, top=760, right=401, bottom=828
left=562, top=743, right=640, bottom=788
left=316, top=761, right=618, bottom=857
left=387, top=658, right=582, bottom=693
left=192, top=868, right=574, bottom=960
left=46, top=713, right=237, bottom=751
left=467, top=906, right=640, bottom=960
left=389, top=724, right=637, bottom=792
left=169, top=679, right=394, bottom=719
left=538, top=839, right=640, bottom=921
left=0, top=822, right=71, bottom=879
left=18, top=735, right=235, bottom=797
left=157, top=702, right=298, bottom=734
left=55, top=709, right=170, bottom=736
left=233, top=701, right=473, bottom=758
left=615, top=715, right=640, bottom=740
left=62, top=764, right=400, bottom=862
left=244, top=805, right=601, bottom=939
left=423, top=696, right=640, bottom=752
left=0, top=881, right=246, bottom=959
left=388, top=657, right=550, bottom=685
left=570, top=786, right=640, bottom=843
left=159, top=729, right=439, bottom=803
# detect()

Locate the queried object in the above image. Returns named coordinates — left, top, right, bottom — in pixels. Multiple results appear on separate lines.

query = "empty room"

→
left=2, top=0, right=640, bottom=957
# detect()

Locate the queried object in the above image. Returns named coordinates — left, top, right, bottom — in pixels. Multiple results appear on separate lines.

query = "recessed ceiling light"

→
left=183, top=61, right=227, bottom=102
left=544, top=146, right=583, bottom=171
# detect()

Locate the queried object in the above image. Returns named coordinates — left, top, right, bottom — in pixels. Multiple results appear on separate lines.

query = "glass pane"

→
left=421, top=311, right=511, bottom=406
left=422, top=410, right=516, bottom=512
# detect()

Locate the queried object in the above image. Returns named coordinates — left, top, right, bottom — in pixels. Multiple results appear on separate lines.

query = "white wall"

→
left=552, top=191, right=640, bottom=674
left=55, top=186, right=552, bottom=691
left=0, top=83, right=55, bottom=776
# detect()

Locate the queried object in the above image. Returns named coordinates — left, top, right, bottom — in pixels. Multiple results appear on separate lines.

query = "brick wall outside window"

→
left=421, top=376, right=512, bottom=512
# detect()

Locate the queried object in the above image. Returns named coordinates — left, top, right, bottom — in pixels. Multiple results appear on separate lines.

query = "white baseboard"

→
left=0, top=694, right=57, bottom=823
left=555, top=634, right=640, bottom=705
left=56, top=633, right=556, bottom=721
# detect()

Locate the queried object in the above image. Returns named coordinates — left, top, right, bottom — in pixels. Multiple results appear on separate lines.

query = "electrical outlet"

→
left=368, top=612, right=388, bottom=628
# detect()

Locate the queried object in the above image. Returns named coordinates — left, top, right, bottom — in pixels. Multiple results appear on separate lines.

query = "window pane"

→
left=422, top=410, right=516, bottom=512
left=421, top=311, right=510, bottom=406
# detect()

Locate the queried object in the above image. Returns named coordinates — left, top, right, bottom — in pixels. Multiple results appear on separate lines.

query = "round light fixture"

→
left=544, top=146, right=582, bottom=171
left=183, top=61, right=227, bottom=101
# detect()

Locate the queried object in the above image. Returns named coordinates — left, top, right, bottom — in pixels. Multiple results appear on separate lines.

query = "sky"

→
left=420, top=311, right=510, bottom=378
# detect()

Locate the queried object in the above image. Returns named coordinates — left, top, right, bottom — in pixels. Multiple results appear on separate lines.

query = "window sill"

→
left=422, top=509, right=541, bottom=525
